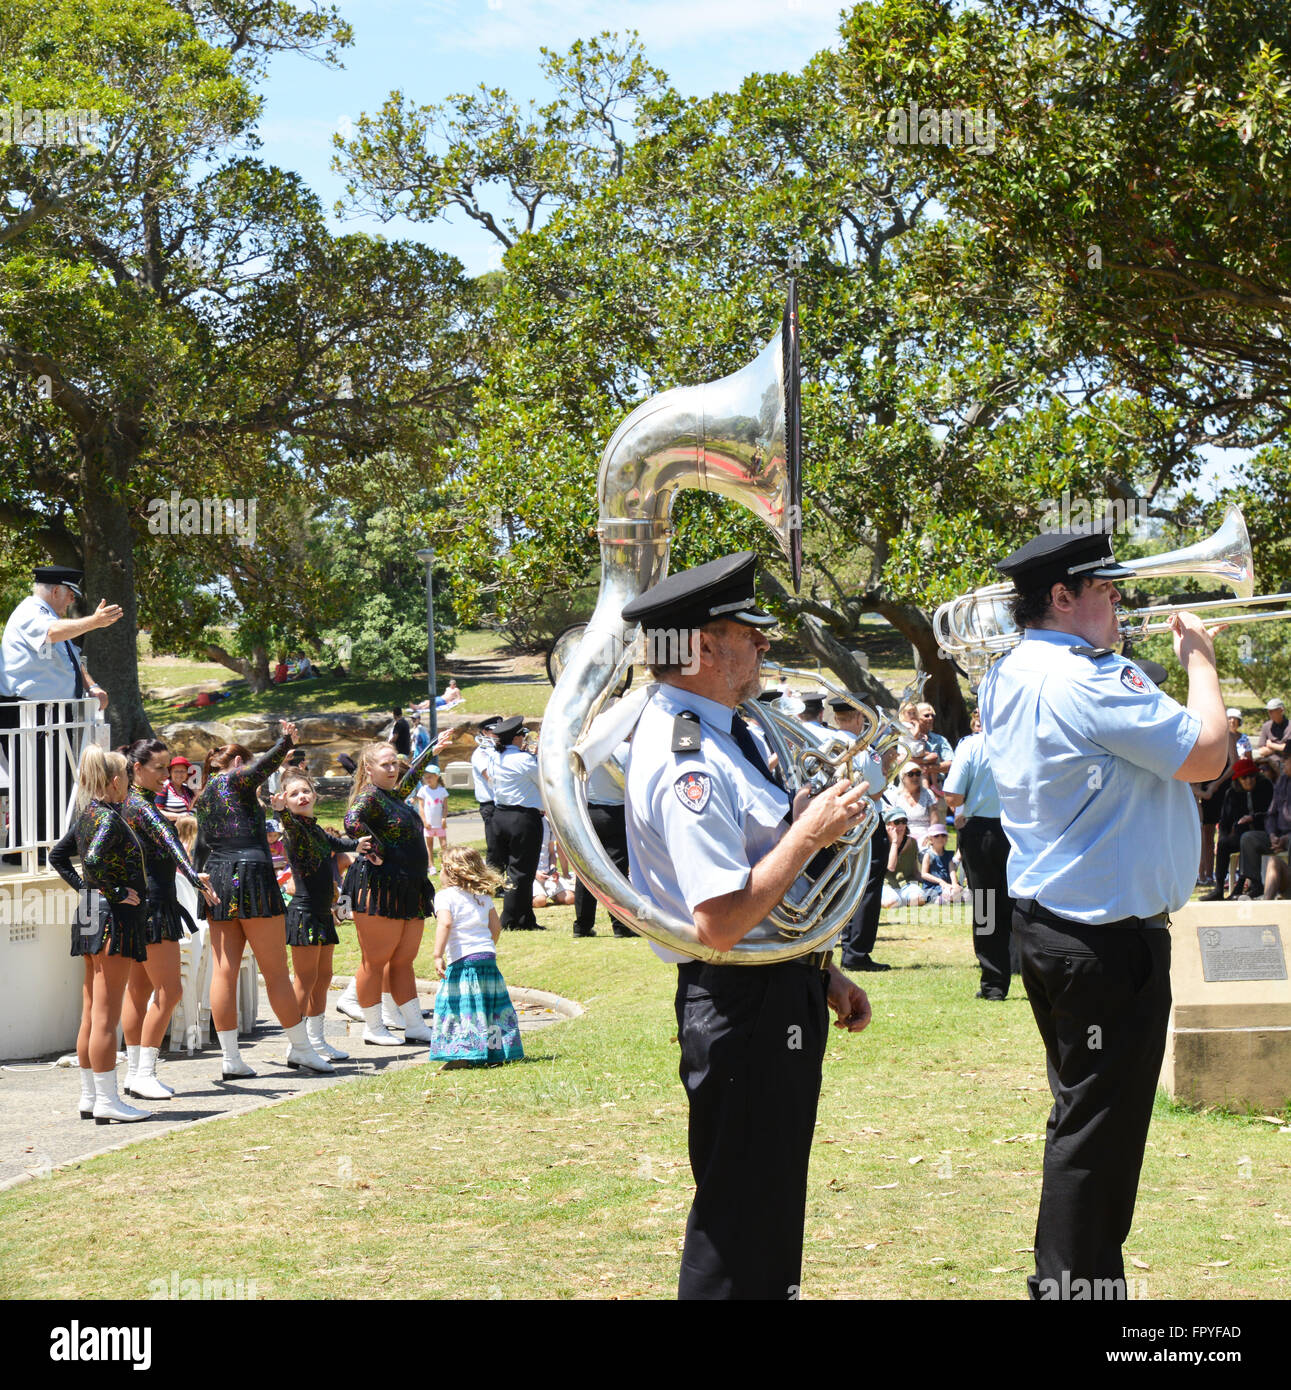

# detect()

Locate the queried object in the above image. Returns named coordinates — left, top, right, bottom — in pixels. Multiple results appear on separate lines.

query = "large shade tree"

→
left=0, top=0, right=479, bottom=736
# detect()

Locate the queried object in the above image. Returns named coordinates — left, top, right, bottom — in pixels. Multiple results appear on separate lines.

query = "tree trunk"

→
left=205, top=643, right=272, bottom=694
left=795, top=613, right=898, bottom=711
left=79, top=458, right=151, bottom=744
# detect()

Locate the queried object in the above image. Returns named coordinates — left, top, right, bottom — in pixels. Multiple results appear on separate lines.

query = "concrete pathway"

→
left=0, top=980, right=577, bottom=1190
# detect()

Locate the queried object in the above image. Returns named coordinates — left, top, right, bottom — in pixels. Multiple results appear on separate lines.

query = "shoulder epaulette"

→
left=1070, top=645, right=1115, bottom=660
left=671, top=710, right=701, bottom=754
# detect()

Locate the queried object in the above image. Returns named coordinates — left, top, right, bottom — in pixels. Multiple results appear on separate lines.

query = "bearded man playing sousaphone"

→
left=621, top=550, right=873, bottom=1300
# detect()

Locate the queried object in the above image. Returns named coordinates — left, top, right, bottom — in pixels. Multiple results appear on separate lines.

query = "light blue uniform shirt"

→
left=470, top=744, right=497, bottom=802
left=944, top=733, right=1002, bottom=820
left=0, top=595, right=80, bottom=700
left=491, top=744, right=544, bottom=809
left=586, top=741, right=628, bottom=807
left=979, top=628, right=1201, bottom=923
left=925, top=730, right=953, bottom=768
left=626, top=685, right=790, bottom=964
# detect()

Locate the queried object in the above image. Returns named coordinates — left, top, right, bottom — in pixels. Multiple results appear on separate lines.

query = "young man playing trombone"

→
left=977, top=526, right=1227, bottom=1301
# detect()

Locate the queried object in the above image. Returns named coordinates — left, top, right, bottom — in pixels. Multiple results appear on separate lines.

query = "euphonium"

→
left=537, top=290, right=904, bottom=963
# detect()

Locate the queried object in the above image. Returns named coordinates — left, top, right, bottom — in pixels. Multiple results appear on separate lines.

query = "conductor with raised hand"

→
left=0, top=565, right=122, bottom=858
left=978, top=525, right=1226, bottom=1300
left=622, top=551, right=873, bottom=1301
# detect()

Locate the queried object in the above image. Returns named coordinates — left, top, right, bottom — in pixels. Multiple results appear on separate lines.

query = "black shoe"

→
left=853, top=955, right=891, bottom=973
left=612, top=929, right=635, bottom=938
left=1200, top=887, right=1225, bottom=902
left=975, top=989, right=1007, bottom=1001
left=573, top=930, right=597, bottom=938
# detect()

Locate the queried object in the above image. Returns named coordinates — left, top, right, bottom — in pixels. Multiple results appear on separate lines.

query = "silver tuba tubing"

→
left=538, top=292, right=891, bottom=964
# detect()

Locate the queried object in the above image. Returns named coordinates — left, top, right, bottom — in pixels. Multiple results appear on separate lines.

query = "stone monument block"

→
left=1161, top=902, right=1291, bottom=1111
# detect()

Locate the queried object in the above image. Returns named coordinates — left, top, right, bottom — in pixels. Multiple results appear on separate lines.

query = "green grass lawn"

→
left=1, top=902, right=1287, bottom=1301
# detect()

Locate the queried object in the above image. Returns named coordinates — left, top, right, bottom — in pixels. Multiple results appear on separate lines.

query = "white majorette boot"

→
left=217, top=1028, right=256, bottom=1080
left=123, top=1043, right=141, bottom=1095
left=335, top=978, right=364, bottom=1022
left=284, top=1020, right=334, bottom=1074
left=78, top=1067, right=96, bottom=1119
left=398, top=997, right=433, bottom=1043
left=361, top=1003, right=403, bottom=1047
left=92, top=1069, right=151, bottom=1124
left=306, top=1013, right=349, bottom=1061
left=381, top=992, right=404, bottom=1031
left=128, top=1046, right=175, bottom=1100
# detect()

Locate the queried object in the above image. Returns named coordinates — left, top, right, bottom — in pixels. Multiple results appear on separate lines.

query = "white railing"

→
left=0, top=698, right=110, bottom=874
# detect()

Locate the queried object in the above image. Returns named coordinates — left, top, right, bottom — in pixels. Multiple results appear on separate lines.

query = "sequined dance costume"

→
left=342, top=743, right=437, bottom=919
left=280, top=808, right=357, bottom=946
left=194, top=736, right=294, bottom=920
left=49, top=801, right=148, bottom=961
left=120, top=787, right=202, bottom=944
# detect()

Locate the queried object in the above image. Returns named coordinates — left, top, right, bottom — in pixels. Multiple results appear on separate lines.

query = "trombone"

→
left=935, top=504, right=1291, bottom=667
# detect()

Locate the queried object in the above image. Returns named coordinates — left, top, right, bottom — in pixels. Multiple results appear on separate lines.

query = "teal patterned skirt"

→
left=428, top=953, right=524, bottom=1064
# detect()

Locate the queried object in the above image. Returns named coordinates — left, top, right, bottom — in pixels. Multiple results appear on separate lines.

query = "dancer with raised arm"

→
left=118, top=739, right=219, bottom=1100
left=194, top=721, right=332, bottom=1079
left=274, top=770, right=376, bottom=1062
left=342, top=728, right=453, bottom=1046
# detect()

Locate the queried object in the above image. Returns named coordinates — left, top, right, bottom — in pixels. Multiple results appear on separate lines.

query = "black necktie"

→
left=730, top=712, right=782, bottom=789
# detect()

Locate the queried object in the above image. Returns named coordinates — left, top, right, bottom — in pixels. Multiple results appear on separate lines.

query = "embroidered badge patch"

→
left=674, top=771, right=711, bottom=813
left=1120, top=665, right=1148, bottom=692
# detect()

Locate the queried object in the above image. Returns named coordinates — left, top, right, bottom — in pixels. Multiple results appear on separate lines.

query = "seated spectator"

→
left=272, top=660, right=288, bottom=684
left=1252, top=698, right=1289, bottom=766
left=1228, top=708, right=1252, bottom=762
left=919, top=824, right=967, bottom=904
left=1237, top=749, right=1291, bottom=897
left=1204, top=759, right=1271, bottom=900
left=884, top=762, right=944, bottom=841
left=879, top=806, right=928, bottom=908
left=533, top=868, right=576, bottom=909
left=157, top=756, right=196, bottom=822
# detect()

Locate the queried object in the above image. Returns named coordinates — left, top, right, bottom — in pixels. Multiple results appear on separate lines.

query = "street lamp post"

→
left=415, top=547, right=437, bottom=746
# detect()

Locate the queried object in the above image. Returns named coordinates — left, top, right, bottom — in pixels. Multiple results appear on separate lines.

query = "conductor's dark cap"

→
left=493, top=715, right=526, bottom=741
left=755, top=690, right=781, bottom=704
left=34, top=564, right=83, bottom=598
left=996, top=529, right=1134, bottom=591
left=827, top=694, right=860, bottom=711
left=621, top=552, right=775, bottom=634
left=800, top=694, right=824, bottom=713
left=479, top=716, right=502, bottom=731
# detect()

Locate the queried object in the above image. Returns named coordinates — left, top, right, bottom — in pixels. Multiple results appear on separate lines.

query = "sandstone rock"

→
left=158, top=722, right=236, bottom=757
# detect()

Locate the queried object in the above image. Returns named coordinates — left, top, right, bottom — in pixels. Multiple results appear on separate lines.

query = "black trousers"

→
left=572, top=803, right=633, bottom=936
left=1015, top=906, right=1172, bottom=1300
left=1238, top=829, right=1281, bottom=891
left=674, top=959, right=828, bottom=1300
left=1214, top=830, right=1246, bottom=890
left=478, top=800, right=499, bottom=872
left=958, top=817, right=1016, bottom=997
left=838, top=832, right=887, bottom=967
left=492, top=805, right=543, bottom=930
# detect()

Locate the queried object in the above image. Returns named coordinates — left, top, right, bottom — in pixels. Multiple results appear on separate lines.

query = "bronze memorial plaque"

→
left=1197, top=924, right=1288, bottom=983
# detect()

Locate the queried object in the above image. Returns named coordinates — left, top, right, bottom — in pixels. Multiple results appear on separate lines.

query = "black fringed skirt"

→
left=341, top=857, right=434, bottom=922
left=200, top=838, right=285, bottom=922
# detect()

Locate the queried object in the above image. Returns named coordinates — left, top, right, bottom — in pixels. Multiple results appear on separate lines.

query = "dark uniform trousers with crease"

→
left=958, top=816, right=1016, bottom=996
left=674, top=957, right=829, bottom=1300
left=491, top=805, right=543, bottom=930
left=1014, top=901, right=1173, bottom=1299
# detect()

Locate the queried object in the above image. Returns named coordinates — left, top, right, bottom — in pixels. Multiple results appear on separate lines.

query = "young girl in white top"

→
left=415, top=765, right=450, bottom=872
left=429, top=845, right=524, bottom=1066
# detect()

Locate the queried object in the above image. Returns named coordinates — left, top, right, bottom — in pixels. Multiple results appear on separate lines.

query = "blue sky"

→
left=258, top=0, right=850, bottom=276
